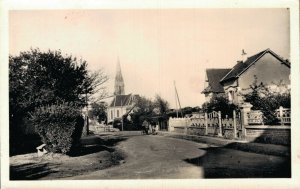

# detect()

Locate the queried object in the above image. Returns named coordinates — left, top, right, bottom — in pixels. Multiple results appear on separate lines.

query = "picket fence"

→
left=168, top=106, right=291, bottom=142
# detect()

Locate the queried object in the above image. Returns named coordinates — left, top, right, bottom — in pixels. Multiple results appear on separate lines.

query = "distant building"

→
left=202, top=49, right=290, bottom=105
left=107, top=59, right=139, bottom=123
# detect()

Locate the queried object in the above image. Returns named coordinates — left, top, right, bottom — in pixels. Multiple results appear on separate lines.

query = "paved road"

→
left=70, top=134, right=290, bottom=179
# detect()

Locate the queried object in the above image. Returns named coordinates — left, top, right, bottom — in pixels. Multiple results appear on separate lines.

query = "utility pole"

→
left=174, top=81, right=183, bottom=117
left=121, top=99, right=124, bottom=131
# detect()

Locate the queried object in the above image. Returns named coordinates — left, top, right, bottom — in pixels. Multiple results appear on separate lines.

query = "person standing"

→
left=142, top=119, right=149, bottom=135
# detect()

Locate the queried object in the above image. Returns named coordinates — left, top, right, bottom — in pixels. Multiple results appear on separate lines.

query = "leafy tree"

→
left=153, top=94, right=169, bottom=115
left=129, top=96, right=155, bottom=129
left=88, top=102, right=108, bottom=123
left=202, top=95, right=238, bottom=118
left=243, top=78, right=290, bottom=124
left=9, top=48, right=108, bottom=153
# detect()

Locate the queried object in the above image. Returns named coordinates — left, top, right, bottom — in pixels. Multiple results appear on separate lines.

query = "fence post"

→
left=185, top=118, right=188, bottom=134
left=233, top=110, right=237, bottom=139
left=205, top=112, right=208, bottom=135
left=279, top=106, right=283, bottom=126
left=218, top=111, right=222, bottom=137
left=240, top=102, right=253, bottom=139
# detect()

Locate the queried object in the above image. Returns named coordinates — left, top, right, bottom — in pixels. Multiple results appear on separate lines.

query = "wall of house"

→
left=204, top=92, right=226, bottom=103
left=222, top=53, right=290, bottom=104
left=238, top=53, right=290, bottom=92
left=222, top=80, right=239, bottom=104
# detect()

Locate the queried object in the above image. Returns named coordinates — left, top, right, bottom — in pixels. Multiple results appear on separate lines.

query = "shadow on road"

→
left=185, top=144, right=291, bottom=178
left=10, top=135, right=43, bottom=157
left=69, top=136, right=128, bottom=157
left=10, top=162, right=58, bottom=180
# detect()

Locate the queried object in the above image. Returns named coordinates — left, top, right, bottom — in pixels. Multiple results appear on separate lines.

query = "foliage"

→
left=127, top=95, right=170, bottom=129
left=202, top=95, right=238, bottom=118
left=84, top=69, right=109, bottom=103
left=9, top=48, right=108, bottom=153
left=129, top=96, right=155, bottom=129
left=88, top=102, right=108, bottom=123
left=153, top=95, right=169, bottom=115
left=243, top=78, right=290, bottom=125
left=30, top=103, right=84, bottom=154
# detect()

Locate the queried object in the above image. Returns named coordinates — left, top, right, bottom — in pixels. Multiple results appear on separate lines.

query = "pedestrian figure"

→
left=142, top=120, right=149, bottom=135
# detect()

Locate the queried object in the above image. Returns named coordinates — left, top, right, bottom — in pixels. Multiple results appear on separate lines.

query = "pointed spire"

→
left=114, top=57, right=125, bottom=95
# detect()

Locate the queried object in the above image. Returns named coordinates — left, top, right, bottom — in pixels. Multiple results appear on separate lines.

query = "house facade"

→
left=203, top=49, right=290, bottom=105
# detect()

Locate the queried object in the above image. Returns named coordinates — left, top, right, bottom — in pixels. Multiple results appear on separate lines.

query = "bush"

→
left=202, top=95, right=238, bottom=118
left=30, top=103, right=84, bottom=154
left=243, top=80, right=291, bottom=125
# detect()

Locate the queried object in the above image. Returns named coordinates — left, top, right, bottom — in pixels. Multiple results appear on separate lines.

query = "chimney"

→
left=241, top=49, right=247, bottom=62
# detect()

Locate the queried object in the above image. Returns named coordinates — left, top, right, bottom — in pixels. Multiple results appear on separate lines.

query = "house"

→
left=107, top=59, right=139, bottom=123
left=202, top=49, right=290, bottom=104
left=202, top=68, right=231, bottom=102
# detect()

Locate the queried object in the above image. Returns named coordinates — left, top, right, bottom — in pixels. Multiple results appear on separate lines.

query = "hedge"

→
left=30, top=103, right=84, bottom=154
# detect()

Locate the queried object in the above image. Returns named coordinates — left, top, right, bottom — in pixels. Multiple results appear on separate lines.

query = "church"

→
left=106, top=59, right=139, bottom=123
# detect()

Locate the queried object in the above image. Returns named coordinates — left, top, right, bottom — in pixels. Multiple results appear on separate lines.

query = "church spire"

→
left=114, top=57, right=125, bottom=95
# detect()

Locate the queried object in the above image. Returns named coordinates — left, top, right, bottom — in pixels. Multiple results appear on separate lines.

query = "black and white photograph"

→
left=1, top=0, right=299, bottom=189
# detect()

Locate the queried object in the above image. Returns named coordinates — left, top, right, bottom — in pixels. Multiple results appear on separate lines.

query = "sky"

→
left=9, top=9, right=290, bottom=108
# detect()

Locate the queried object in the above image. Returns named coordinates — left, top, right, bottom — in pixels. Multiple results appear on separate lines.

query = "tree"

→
left=202, top=95, right=238, bottom=118
left=9, top=48, right=108, bottom=153
left=84, top=69, right=109, bottom=104
left=153, top=94, right=169, bottom=115
left=129, top=96, right=155, bottom=129
left=243, top=77, right=290, bottom=124
left=88, top=102, right=108, bottom=123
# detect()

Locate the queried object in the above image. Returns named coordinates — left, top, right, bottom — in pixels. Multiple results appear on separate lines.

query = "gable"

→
left=238, top=52, right=291, bottom=90
left=220, top=49, right=290, bottom=84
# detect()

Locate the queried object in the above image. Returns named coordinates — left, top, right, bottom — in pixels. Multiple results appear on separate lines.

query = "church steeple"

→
left=114, top=57, right=125, bottom=95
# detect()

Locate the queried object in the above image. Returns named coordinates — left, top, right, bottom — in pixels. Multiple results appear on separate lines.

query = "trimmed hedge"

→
left=30, top=103, right=84, bottom=154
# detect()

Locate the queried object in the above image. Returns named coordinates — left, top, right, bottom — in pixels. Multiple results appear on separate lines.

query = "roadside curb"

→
left=158, top=131, right=290, bottom=157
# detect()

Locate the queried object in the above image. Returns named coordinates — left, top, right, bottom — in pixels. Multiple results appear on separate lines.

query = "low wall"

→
left=173, top=126, right=185, bottom=133
left=245, top=125, right=291, bottom=145
left=186, top=126, right=206, bottom=136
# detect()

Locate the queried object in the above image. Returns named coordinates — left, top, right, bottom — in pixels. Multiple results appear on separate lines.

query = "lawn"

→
left=10, top=134, right=127, bottom=180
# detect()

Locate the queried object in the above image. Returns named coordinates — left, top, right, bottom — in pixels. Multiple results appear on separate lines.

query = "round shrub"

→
left=30, top=103, right=84, bottom=154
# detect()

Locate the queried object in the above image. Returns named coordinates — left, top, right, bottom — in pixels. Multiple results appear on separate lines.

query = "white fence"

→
left=168, top=117, right=191, bottom=131
left=275, top=106, right=291, bottom=125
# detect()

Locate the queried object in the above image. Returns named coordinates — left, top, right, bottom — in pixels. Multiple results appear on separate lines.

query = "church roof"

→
left=109, top=94, right=138, bottom=107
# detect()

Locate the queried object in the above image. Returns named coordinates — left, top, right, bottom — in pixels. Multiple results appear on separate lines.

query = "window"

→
left=117, top=110, right=119, bottom=117
left=111, top=110, right=113, bottom=119
left=228, top=90, right=234, bottom=102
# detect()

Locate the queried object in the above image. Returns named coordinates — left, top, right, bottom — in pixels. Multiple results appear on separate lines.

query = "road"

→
left=69, top=134, right=290, bottom=179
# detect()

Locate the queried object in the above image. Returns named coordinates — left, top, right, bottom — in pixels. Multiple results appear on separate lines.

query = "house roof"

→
left=202, top=68, right=231, bottom=93
left=109, top=94, right=138, bottom=107
left=220, top=49, right=290, bottom=83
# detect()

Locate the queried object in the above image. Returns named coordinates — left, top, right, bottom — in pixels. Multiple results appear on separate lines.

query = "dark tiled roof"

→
left=202, top=68, right=231, bottom=93
left=220, top=48, right=290, bottom=83
left=220, top=49, right=267, bottom=83
left=110, top=94, right=137, bottom=107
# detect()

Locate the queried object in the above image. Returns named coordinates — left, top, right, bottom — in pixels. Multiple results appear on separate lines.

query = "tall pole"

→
left=121, top=99, right=124, bottom=131
left=174, top=81, right=178, bottom=118
left=85, top=88, right=89, bottom=135
left=174, top=81, right=183, bottom=117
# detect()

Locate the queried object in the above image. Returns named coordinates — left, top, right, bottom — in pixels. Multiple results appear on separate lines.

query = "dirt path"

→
left=69, top=135, right=290, bottom=179
left=10, top=133, right=290, bottom=179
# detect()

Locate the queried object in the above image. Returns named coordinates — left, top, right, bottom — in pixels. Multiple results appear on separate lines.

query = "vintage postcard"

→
left=1, top=0, right=299, bottom=188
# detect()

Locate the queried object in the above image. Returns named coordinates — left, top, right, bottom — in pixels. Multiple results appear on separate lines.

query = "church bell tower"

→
left=114, top=57, right=125, bottom=95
